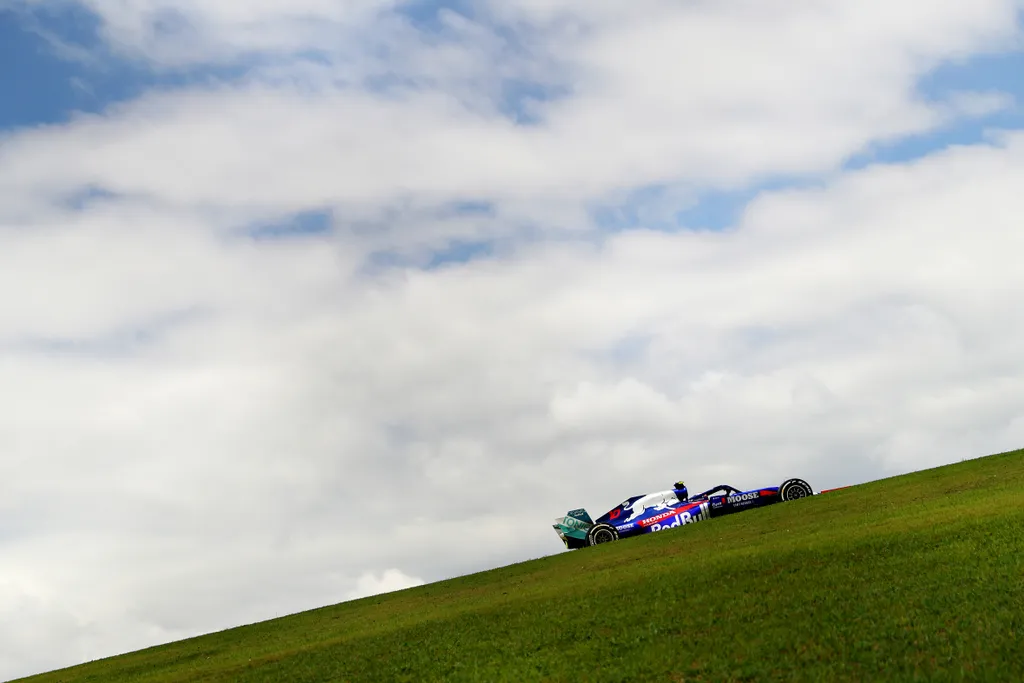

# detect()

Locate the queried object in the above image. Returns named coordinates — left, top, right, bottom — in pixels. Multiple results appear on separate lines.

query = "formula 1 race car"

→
left=553, top=477, right=814, bottom=549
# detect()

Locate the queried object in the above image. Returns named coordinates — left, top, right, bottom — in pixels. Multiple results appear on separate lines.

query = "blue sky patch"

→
left=447, top=200, right=494, bottom=216
left=426, top=239, right=493, bottom=269
left=8, top=307, right=209, bottom=359
left=846, top=49, right=1024, bottom=170
left=246, top=210, right=334, bottom=240
left=399, top=0, right=477, bottom=33
left=843, top=109, right=1022, bottom=171
left=498, top=78, right=568, bottom=125
left=920, top=47, right=1024, bottom=99
left=1, top=5, right=256, bottom=131
left=396, top=0, right=568, bottom=124
left=0, top=3, right=106, bottom=129
left=61, top=186, right=121, bottom=211
left=592, top=175, right=828, bottom=234
left=362, top=238, right=495, bottom=273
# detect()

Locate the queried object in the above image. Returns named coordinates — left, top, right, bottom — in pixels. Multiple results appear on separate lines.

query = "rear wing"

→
left=552, top=508, right=593, bottom=549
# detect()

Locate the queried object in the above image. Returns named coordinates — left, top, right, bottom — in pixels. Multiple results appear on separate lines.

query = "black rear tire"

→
left=780, top=478, right=813, bottom=501
left=586, top=523, right=619, bottom=546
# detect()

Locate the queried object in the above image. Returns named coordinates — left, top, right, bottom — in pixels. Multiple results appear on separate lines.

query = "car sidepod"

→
left=591, top=493, right=708, bottom=540
left=632, top=500, right=711, bottom=536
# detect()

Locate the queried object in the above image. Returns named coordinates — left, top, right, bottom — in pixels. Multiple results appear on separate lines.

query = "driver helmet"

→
left=673, top=480, right=688, bottom=498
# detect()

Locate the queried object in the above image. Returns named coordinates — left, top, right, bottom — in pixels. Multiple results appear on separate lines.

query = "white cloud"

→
left=939, top=90, right=1016, bottom=118
left=347, top=569, right=426, bottom=601
left=2, top=0, right=1024, bottom=679
left=31, top=0, right=400, bottom=65
left=3, top=1, right=1021, bottom=221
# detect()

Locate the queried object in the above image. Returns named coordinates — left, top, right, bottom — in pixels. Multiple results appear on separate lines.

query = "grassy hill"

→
left=17, top=448, right=1024, bottom=682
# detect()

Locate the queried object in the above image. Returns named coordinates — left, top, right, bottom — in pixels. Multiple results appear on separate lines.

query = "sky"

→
left=1, top=0, right=1024, bottom=678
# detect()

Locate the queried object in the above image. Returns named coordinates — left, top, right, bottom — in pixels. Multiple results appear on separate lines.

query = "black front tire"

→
left=780, top=478, right=813, bottom=501
left=586, top=523, right=619, bottom=546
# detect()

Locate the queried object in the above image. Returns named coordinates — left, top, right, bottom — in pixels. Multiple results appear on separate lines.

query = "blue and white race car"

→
left=553, top=477, right=815, bottom=549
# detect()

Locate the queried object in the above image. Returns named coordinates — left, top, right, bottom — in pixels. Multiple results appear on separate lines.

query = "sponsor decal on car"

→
left=726, top=492, right=761, bottom=504
left=647, top=504, right=709, bottom=532
left=561, top=516, right=590, bottom=531
left=638, top=508, right=684, bottom=527
left=615, top=523, right=635, bottom=532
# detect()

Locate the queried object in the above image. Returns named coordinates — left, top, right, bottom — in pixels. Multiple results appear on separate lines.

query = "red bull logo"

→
left=640, top=502, right=709, bottom=531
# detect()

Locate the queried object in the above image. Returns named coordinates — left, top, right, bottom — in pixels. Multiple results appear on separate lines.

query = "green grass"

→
left=18, top=448, right=1024, bottom=682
